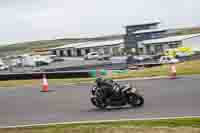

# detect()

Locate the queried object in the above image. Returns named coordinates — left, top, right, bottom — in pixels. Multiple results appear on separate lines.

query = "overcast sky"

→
left=0, top=0, right=200, bottom=45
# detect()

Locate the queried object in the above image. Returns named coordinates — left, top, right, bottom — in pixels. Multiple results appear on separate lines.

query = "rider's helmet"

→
left=95, top=77, right=103, bottom=86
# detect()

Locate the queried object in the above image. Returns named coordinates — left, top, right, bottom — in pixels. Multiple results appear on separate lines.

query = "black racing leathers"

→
left=95, top=78, right=121, bottom=100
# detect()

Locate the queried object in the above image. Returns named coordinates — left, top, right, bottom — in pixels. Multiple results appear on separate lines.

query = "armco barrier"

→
left=0, top=71, right=90, bottom=81
left=43, top=63, right=127, bottom=72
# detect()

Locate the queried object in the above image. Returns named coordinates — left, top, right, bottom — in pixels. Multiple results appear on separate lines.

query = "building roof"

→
left=75, top=39, right=124, bottom=49
left=134, top=28, right=167, bottom=34
left=126, top=21, right=160, bottom=28
left=49, top=42, right=91, bottom=50
left=141, top=33, right=200, bottom=45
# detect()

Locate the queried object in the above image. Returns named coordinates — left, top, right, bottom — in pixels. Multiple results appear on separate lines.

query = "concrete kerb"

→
left=115, top=76, right=169, bottom=82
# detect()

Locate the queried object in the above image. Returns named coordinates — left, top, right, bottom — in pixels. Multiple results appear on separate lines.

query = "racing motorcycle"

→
left=90, top=78, right=144, bottom=109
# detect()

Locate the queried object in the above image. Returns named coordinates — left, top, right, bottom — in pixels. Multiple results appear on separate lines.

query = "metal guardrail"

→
left=43, top=63, right=127, bottom=72
left=0, top=63, right=128, bottom=80
left=0, top=71, right=90, bottom=81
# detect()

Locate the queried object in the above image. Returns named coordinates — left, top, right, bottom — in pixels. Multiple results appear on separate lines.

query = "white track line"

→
left=1, top=116, right=200, bottom=129
left=116, top=76, right=168, bottom=81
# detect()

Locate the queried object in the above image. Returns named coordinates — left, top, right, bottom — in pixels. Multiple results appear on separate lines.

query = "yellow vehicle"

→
left=164, top=47, right=194, bottom=57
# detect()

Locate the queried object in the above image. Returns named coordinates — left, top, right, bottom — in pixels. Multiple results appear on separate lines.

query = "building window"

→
left=92, top=47, right=98, bottom=52
left=151, top=33, right=161, bottom=39
left=52, top=51, right=56, bottom=55
left=139, top=48, right=144, bottom=54
left=155, top=45, right=164, bottom=53
left=67, top=50, right=72, bottom=56
left=149, top=25, right=157, bottom=29
left=135, top=34, right=141, bottom=38
left=60, top=50, right=65, bottom=56
left=145, top=45, right=151, bottom=54
left=104, top=48, right=110, bottom=54
left=77, top=49, right=81, bottom=56
left=112, top=47, right=120, bottom=56
left=169, top=43, right=179, bottom=49
left=85, top=49, right=90, bottom=54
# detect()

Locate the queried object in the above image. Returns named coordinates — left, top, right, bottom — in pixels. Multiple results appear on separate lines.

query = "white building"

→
left=48, top=32, right=200, bottom=57
left=49, top=39, right=124, bottom=57
left=138, top=33, right=200, bottom=55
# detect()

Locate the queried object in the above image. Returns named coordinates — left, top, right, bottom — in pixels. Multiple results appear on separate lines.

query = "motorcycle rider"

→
left=91, top=70, right=144, bottom=109
left=95, top=77, right=123, bottom=100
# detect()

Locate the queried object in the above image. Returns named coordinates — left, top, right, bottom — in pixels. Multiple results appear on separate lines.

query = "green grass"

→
left=29, top=117, right=200, bottom=128
left=0, top=60, right=200, bottom=87
left=0, top=118, right=200, bottom=133
left=111, top=59, right=200, bottom=79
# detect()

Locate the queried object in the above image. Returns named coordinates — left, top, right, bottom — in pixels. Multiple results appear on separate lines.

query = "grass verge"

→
left=1, top=118, right=200, bottom=133
left=111, top=59, right=200, bottom=79
left=0, top=60, right=200, bottom=87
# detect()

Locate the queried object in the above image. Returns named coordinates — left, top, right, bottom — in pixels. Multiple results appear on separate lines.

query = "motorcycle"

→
left=90, top=78, right=144, bottom=109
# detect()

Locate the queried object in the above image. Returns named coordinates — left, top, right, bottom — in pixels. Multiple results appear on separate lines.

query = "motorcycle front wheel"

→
left=90, top=97, right=107, bottom=109
left=129, top=94, right=144, bottom=107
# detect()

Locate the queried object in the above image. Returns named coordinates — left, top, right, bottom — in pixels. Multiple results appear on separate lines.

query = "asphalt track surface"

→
left=0, top=75, right=200, bottom=127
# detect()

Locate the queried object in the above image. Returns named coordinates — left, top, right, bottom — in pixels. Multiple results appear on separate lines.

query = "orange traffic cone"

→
left=41, top=74, right=49, bottom=92
left=170, top=64, right=176, bottom=79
